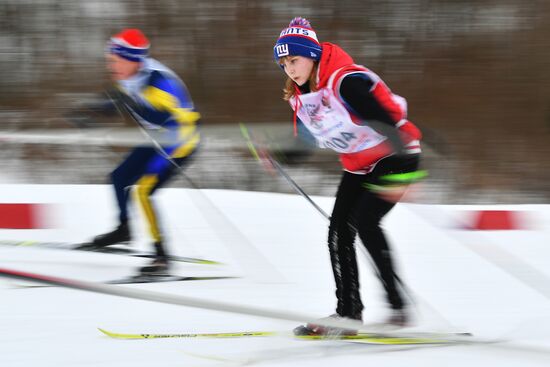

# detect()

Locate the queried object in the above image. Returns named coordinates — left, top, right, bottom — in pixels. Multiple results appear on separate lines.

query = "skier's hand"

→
left=64, top=107, right=100, bottom=128
left=397, top=120, right=422, bottom=144
left=64, top=91, right=120, bottom=129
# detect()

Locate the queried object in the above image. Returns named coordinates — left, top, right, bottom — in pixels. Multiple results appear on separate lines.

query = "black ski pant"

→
left=328, top=154, right=420, bottom=319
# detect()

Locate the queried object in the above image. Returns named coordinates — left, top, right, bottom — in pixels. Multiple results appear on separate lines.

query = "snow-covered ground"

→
left=1, top=184, right=550, bottom=366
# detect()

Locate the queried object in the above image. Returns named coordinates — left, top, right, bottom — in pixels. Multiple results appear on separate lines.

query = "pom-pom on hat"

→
left=273, top=17, right=322, bottom=62
left=108, top=28, right=150, bottom=62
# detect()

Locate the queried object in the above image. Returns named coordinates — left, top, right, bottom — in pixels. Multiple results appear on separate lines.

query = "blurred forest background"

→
left=1, top=0, right=549, bottom=203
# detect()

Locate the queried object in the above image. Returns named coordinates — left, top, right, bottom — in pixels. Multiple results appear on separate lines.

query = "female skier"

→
left=274, top=17, right=424, bottom=335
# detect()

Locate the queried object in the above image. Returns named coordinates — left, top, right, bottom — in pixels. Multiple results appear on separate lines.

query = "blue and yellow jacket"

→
left=117, top=58, right=200, bottom=158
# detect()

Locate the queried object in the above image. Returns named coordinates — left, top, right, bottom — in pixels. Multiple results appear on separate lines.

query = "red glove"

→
left=396, top=120, right=422, bottom=145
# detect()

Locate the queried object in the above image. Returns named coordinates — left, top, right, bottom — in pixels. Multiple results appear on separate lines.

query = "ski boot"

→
left=139, top=256, right=170, bottom=276
left=78, top=223, right=131, bottom=250
left=386, top=307, right=410, bottom=327
left=293, top=313, right=362, bottom=336
left=139, top=242, right=171, bottom=275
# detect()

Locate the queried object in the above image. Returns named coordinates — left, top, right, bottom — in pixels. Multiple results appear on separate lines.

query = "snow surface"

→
left=1, top=184, right=550, bottom=366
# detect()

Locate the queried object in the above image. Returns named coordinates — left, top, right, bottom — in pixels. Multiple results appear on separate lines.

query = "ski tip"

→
left=97, top=328, right=116, bottom=338
left=193, top=259, right=224, bottom=266
left=0, top=240, right=37, bottom=247
left=98, top=328, right=141, bottom=339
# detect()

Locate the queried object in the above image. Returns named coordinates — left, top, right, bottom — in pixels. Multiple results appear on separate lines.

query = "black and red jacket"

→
left=292, top=43, right=422, bottom=172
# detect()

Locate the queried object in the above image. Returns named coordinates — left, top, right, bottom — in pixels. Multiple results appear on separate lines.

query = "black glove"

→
left=64, top=91, right=121, bottom=128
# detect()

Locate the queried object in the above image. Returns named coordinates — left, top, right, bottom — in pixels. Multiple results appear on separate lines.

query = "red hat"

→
left=108, top=29, right=150, bottom=62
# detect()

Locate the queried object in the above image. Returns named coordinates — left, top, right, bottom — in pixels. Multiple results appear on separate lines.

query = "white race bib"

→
left=293, top=88, right=387, bottom=153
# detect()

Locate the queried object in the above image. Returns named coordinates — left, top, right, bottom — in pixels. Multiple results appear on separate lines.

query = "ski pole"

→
left=240, top=123, right=418, bottom=307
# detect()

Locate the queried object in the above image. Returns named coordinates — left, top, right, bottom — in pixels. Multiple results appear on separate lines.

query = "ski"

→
left=106, top=275, right=237, bottom=285
left=0, top=240, right=222, bottom=265
left=97, top=327, right=474, bottom=345
left=10, top=275, right=237, bottom=288
left=98, top=328, right=277, bottom=339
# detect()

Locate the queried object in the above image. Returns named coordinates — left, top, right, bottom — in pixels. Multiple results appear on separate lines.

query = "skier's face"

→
left=106, top=54, right=141, bottom=81
left=279, top=56, right=315, bottom=86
